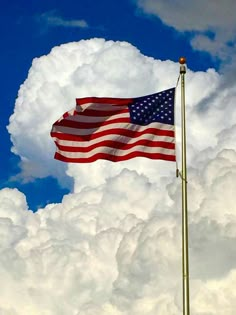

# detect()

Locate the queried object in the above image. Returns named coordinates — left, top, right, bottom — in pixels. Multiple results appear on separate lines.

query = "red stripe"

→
left=76, top=97, right=133, bottom=106
left=51, top=128, right=175, bottom=142
left=54, top=151, right=176, bottom=163
left=56, top=140, right=175, bottom=152
left=53, top=117, right=131, bottom=129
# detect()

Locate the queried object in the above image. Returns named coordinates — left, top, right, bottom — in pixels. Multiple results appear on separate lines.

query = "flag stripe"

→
left=55, top=151, right=176, bottom=163
left=55, top=139, right=175, bottom=153
left=51, top=125, right=175, bottom=141
left=53, top=116, right=131, bottom=129
left=76, top=97, right=133, bottom=106
left=77, top=105, right=129, bottom=113
left=55, top=145, right=175, bottom=161
left=52, top=133, right=175, bottom=147
left=65, top=109, right=129, bottom=122
left=52, top=121, right=175, bottom=135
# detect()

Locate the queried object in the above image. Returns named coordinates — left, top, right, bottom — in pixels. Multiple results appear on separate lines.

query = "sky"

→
left=0, top=0, right=236, bottom=314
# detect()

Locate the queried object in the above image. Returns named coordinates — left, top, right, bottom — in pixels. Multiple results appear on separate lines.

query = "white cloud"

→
left=135, top=0, right=236, bottom=60
left=4, top=38, right=236, bottom=313
left=8, top=38, right=223, bottom=190
left=39, top=11, right=89, bottom=28
left=0, top=147, right=236, bottom=314
left=136, top=0, right=236, bottom=32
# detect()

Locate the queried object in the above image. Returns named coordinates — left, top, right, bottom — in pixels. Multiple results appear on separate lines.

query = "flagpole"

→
left=179, top=57, right=190, bottom=315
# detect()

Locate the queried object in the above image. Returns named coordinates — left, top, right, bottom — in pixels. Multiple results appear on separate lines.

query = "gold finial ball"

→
left=179, top=57, right=186, bottom=64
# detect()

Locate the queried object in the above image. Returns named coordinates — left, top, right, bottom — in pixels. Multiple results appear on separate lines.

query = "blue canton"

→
left=128, top=88, right=175, bottom=126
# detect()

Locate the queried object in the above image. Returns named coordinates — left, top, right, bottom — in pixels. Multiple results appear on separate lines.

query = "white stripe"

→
left=53, top=133, right=175, bottom=148
left=52, top=122, right=175, bottom=136
left=57, top=145, right=175, bottom=159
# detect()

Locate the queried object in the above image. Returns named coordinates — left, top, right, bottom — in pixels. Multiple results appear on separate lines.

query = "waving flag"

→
left=51, top=88, right=176, bottom=163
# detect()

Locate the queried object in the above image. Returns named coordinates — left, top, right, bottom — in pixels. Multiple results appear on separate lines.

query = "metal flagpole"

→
left=179, top=57, right=190, bottom=315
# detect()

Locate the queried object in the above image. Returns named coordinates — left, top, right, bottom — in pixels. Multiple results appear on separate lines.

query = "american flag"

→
left=51, top=88, right=176, bottom=163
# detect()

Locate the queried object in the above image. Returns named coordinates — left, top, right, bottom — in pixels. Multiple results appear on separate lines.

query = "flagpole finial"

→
left=179, top=57, right=186, bottom=64
left=179, top=57, right=186, bottom=74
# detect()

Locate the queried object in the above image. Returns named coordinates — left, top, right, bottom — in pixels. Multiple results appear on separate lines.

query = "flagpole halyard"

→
left=179, top=57, right=190, bottom=315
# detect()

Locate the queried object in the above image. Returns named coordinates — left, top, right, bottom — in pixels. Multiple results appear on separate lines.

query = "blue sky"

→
left=0, top=0, right=218, bottom=210
left=1, top=1, right=236, bottom=314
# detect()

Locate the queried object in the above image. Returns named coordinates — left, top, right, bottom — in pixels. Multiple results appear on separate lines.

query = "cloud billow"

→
left=8, top=38, right=221, bottom=190
left=0, top=153, right=236, bottom=314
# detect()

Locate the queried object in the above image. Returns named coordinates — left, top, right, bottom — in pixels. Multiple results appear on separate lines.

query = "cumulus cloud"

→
left=135, top=0, right=236, bottom=61
left=8, top=38, right=222, bottom=190
left=0, top=148, right=236, bottom=314
left=4, top=38, right=236, bottom=314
